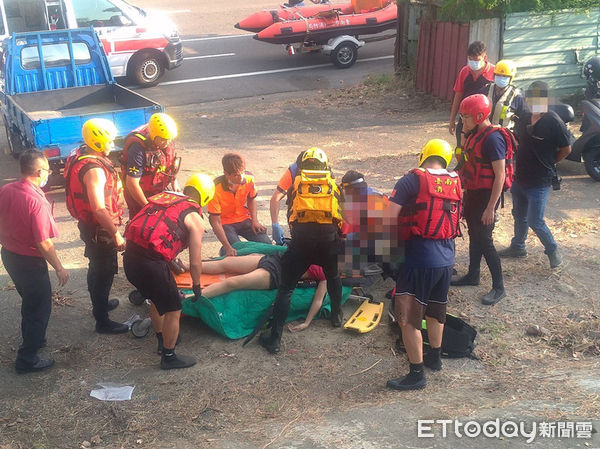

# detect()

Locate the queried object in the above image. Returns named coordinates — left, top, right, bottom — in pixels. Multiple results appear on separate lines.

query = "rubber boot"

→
left=160, top=349, right=196, bottom=370
left=327, top=276, right=343, bottom=327
left=259, top=288, right=292, bottom=354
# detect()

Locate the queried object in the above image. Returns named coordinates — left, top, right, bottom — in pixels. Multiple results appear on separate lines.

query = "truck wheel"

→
left=583, top=145, right=600, bottom=181
left=3, top=119, right=22, bottom=159
left=330, top=42, right=358, bottom=69
left=128, top=52, right=164, bottom=87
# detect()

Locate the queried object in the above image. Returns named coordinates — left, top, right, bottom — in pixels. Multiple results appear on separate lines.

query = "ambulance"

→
left=0, top=0, right=182, bottom=86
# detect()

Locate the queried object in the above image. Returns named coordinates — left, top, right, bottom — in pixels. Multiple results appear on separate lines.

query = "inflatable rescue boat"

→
left=236, top=0, right=397, bottom=45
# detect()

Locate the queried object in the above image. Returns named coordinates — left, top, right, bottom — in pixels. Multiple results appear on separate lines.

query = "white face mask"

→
left=468, top=59, right=484, bottom=71
left=40, top=171, right=49, bottom=188
left=495, top=75, right=511, bottom=88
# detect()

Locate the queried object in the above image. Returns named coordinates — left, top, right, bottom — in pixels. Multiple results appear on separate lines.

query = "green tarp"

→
left=181, top=241, right=351, bottom=340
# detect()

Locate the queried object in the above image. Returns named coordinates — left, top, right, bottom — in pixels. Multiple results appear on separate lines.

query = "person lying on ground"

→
left=201, top=253, right=327, bottom=332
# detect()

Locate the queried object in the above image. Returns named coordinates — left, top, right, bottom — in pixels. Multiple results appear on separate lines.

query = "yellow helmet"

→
left=494, top=59, right=517, bottom=78
left=148, top=112, right=178, bottom=141
left=301, top=147, right=329, bottom=171
left=184, top=173, right=215, bottom=206
left=82, top=118, right=117, bottom=153
left=418, top=139, right=453, bottom=168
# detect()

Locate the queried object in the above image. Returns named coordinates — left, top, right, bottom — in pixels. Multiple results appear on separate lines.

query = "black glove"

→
left=192, top=284, right=202, bottom=302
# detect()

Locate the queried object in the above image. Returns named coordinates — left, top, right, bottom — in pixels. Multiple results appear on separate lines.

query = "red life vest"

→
left=121, top=125, right=178, bottom=196
left=460, top=125, right=516, bottom=191
left=124, top=191, right=201, bottom=262
left=64, top=147, right=124, bottom=226
left=399, top=168, right=462, bottom=240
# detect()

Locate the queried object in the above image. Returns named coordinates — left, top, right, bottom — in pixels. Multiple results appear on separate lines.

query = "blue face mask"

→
left=495, top=75, right=511, bottom=88
left=468, top=59, right=484, bottom=71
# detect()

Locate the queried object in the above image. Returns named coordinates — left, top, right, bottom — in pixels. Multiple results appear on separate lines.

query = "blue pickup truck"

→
left=1, top=27, right=163, bottom=184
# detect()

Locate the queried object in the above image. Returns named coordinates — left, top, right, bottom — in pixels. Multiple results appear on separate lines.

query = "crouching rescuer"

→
left=258, top=148, right=344, bottom=354
left=123, top=174, right=215, bottom=370
left=386, top=139, right=462, bottom=390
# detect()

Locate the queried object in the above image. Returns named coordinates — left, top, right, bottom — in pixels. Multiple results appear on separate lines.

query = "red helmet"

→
left=459, top=94, right=491, bottom=124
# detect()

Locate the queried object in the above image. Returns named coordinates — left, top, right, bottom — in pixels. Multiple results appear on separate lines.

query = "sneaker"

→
left=107, top=298, right=119, bottom=312
left=423, top=351, right=442, bottom=371
left=450, top=273, right=480, bottom=286
left=258, top=332, right=281, bottom=354
left=160, top=353, right=196, bottom=370
left=15, top=357, right=55, bottom=374
left=481, top=288, right=506, bottom=306
left=498, top=246, right=527, bottom=258
left=96, top=319, right=129, bottom=334
left=548, top=250, right=562, bottom=268
left=386, top=374, right=426, bottom=391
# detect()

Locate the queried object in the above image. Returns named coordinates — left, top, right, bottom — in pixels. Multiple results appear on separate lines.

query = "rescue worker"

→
left=123, top=174, right=215, bottom=369
left=498, top=81, right=572, bottom=268
left=270, top=151, right=306, bottom=245
left=207, top=153, right=271, bottom=256
left=485, top=59, right=526, bottom=132
left=258, top=148, right=344, bottom=354
left=65, top=118, right=127, bottom=333
left=386, top=139, right=462, bottom=391
left=449, top=41, right=495, bottom=148
left=121, top=112, right=181, bottom=219
left=0, top=150, right=69, bottom=374
left=451, top=94, right=516, bottom=305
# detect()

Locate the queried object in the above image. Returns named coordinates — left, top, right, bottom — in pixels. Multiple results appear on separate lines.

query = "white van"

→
left=0, top=0, right=182, bottom=86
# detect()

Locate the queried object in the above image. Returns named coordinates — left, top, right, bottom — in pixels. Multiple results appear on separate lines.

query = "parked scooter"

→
left=566, top=98, right=600, bottom=181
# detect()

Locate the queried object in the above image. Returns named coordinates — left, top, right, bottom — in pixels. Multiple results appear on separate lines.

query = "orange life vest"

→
left=64, top=147, right=123, bottom=226
left=399, top=168, right=462, bottom=240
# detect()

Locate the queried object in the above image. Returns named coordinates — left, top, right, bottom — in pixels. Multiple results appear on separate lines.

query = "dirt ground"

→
left=1, top=76, right=600, bottom=449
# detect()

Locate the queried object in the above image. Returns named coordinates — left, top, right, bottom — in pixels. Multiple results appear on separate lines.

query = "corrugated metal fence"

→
left=415, top=21, right=469, bottom=100
left=503, top=8, right=600, bottom=98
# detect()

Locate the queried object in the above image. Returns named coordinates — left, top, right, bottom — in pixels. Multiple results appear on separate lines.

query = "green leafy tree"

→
left=440, top=0, right=599, bottom=21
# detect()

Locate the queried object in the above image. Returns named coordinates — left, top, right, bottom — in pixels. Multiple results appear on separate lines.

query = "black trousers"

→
left=78, top=222, right=118, bottom=324
left=464, top=190, right=504, bottom=289
left=271, top=232, right=342, bottom=332
left=1, top=247, right=52, bottom=366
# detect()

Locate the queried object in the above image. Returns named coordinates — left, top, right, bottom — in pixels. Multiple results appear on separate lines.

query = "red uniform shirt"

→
left=0, top=179, right=58, bottom=257
left=453, top=62, right=495, bottom=96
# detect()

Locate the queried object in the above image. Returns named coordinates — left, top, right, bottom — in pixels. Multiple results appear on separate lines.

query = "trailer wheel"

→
left=330, top=41, right=358, bottom=69
left=128, top=51, right=164, bottom=87
left=583, top=144, right=600, bottom=182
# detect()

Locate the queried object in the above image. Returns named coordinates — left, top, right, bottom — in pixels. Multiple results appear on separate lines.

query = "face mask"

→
left=40, top=171, right=49, bottom=188
left=468, top=59, right=484, bottom=71
left=495, top=75, right=511, bottom=88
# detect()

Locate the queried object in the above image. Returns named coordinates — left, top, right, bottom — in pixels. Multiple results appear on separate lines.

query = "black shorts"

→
left=395, top=265, right=452, bottom=328
left=257, top=252, right=283, bottom=290
left=123, top=245, right=183, bottom=315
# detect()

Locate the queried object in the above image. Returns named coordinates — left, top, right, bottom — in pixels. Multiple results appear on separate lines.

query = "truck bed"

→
left=12, top=84, right=158, bottom=119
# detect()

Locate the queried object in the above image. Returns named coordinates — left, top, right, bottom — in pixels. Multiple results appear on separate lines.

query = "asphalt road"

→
left=126, top=32, right=396, bottom=107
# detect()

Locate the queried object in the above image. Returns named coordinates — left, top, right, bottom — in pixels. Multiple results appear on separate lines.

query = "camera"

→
left=552, top=174, right=562, bottom=191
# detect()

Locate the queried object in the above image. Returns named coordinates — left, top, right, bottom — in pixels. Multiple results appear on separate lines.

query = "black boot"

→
left=481, top=287, right=506, bottom=305
left=327, top=276, right=343, bottom=327
left=156, top=332, right=181, bottom=355
left=450, top=271, right=480, bottom=286
left=160, top=348, right=196, bottom=370
left=423, top=347, right=442, bottom=371
left=386, top=363, right=426, bottom=390
left=259, top=324, right=283, bottom=354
